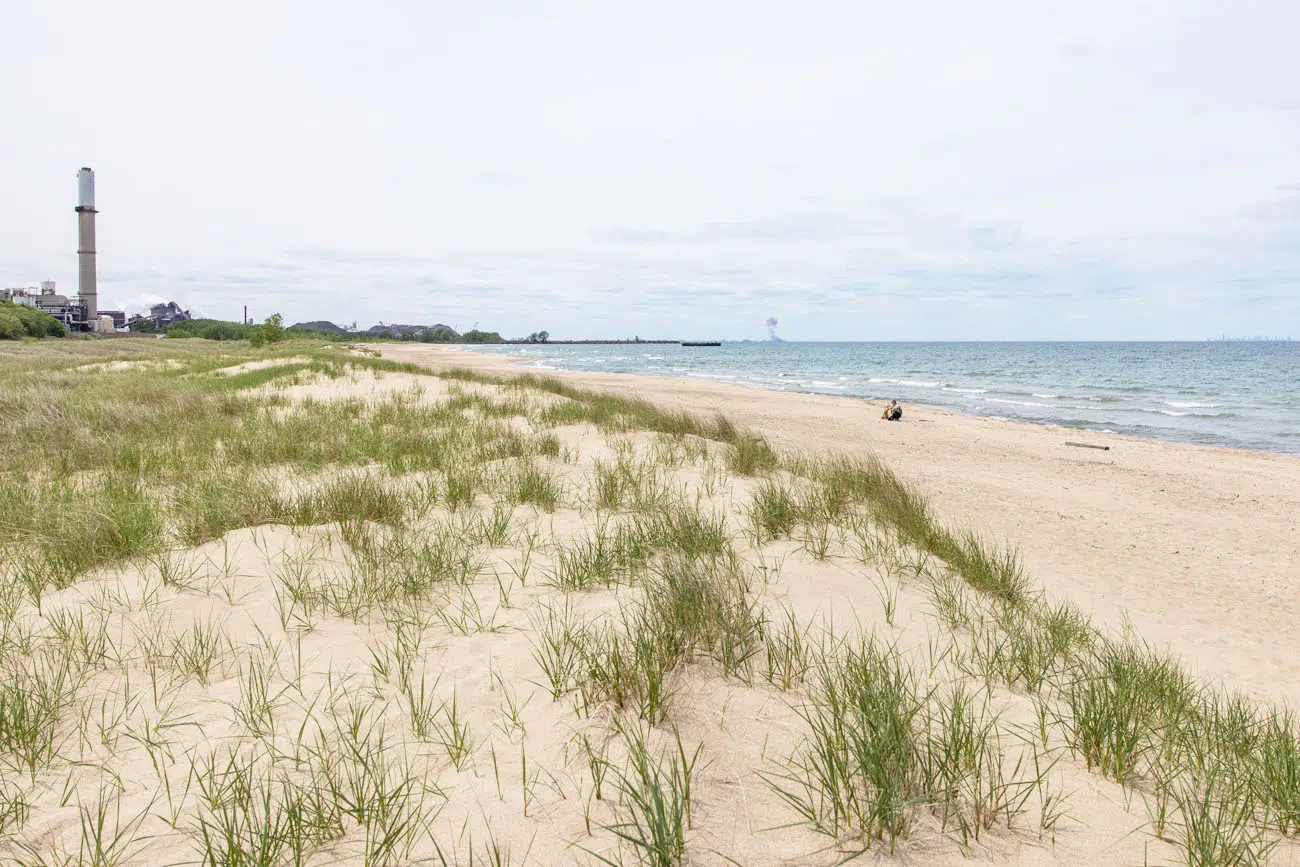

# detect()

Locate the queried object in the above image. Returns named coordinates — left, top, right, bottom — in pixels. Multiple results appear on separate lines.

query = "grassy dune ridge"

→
left=0, top=338, right=1295, bottom=865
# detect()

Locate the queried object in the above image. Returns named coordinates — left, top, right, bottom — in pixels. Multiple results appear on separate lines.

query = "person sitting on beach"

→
left=882, top=400, right=903, bottom=421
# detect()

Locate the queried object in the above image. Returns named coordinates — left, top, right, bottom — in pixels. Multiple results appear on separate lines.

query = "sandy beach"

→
left=379, top=344, right=1300, bottom=707
left=4, top=339, right=1300, bottom=866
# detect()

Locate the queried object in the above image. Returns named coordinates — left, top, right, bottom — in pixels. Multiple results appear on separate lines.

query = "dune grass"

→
left=767, top=638, right=1037, bottom=855
left=592, top=722, right=701, bottom=867
left=2, top=340, right=1299, bottom=865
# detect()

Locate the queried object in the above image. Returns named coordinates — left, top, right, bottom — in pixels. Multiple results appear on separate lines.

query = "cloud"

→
left=2, top=0, right=1297, bottom=339
left=1241, top=187, right=1300, bottom=223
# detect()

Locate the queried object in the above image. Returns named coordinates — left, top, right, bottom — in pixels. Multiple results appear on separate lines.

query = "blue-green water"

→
left=469, top=342, right=1300, bottom=454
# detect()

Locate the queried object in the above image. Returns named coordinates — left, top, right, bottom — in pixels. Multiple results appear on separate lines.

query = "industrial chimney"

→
left=75, top=167, right=97, bottom=328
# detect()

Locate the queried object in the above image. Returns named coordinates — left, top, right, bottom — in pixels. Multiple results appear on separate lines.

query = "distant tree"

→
left=419, top=325, right=458, bottom=343
left=524, top=330, right=550, bottom=344
left=0, top=310, right=22, bottom=340
left=417, top=327, right=451, bottom=343
left=249, top=327, right=266, bottom=348
left=198, top=321, right=245, bottom=341
left=263, top=313, right=285, bottom=344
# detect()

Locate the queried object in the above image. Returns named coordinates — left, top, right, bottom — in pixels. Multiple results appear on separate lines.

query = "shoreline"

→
left=6, top=339, right=1300, bottom=864
left=438, top=343, right=1296, bottom=462
left=447, top=343, right=1299, bottom=459
left=376, top=343, right=1300, bottom=707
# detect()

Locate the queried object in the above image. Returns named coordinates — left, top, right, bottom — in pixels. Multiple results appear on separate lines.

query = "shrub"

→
left=198, top=321, right=247, bottom=340
left=163, top=318, right=254, bottom=341
left=0, top=311, right=22, bottom=340
left=0, top=301, right=66, bottom=339
left=263, top=313, right=285, bottom=344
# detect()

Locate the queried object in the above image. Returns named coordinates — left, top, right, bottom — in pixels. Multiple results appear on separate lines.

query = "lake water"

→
left=467, top=341, right=1300, bottom=454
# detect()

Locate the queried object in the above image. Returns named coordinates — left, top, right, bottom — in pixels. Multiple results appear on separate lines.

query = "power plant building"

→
left=0, top=282, right=85, bottom=329
left=4, top=168, right=166, bottom=335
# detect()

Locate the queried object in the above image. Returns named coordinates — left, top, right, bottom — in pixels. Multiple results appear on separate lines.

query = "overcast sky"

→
left=2, top=1, right=1298, bottom=340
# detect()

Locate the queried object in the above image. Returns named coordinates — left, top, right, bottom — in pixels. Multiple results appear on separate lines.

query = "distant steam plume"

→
left=766, top=317, right=779, bottom=341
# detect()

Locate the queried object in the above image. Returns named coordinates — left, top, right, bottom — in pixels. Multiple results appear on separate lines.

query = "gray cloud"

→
left=2, top=0, right=1297, bottom=340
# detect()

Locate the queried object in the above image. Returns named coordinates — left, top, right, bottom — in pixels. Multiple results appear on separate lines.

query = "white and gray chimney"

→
left=76, top=167, right=97, bottom=325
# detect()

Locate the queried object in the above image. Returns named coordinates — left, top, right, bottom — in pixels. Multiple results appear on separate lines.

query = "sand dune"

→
left=380, top=344, right=1300, bottom=708
left=4, top=340, right=1299, bottom=866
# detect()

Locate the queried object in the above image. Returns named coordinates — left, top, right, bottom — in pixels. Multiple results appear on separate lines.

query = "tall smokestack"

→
left=76, top=167, right=97, bottom=327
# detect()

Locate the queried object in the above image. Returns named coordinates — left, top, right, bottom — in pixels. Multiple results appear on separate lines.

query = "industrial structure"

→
left=2, top=168, right=117, bottom=332
left=76, top=168, right=98, bottom=328
left=1, top=168, right=196, bottom=335
left=1, top=281, right=126, bottom=332
left=3, top=169, right=105, bottom=332
left=133, top=301, right=191, bottom=330
left=2, top=282, right=80, bottom=329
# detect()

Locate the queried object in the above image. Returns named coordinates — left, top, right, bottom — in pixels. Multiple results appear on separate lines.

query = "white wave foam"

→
left=985, top=398, right=1056, bottom=408
left=1142, top=407, right=1227, bottom=418
left=868, top=377, right=940, bottom=388
left=1165, top=400, right=1218, bottom=409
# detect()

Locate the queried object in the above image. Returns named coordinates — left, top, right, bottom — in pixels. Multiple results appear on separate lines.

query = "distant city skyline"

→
left=2, top=1, right=1297, bottom=341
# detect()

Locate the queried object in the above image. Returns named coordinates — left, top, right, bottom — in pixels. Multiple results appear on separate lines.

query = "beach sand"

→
left=379, top=344, right=1300, bottom=707
left=6, top=341, right=1300, bottom=866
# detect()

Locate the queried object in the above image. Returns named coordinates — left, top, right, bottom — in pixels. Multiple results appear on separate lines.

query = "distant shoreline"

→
left=501, top=339, right=679, bottom=345
left=451, top=340, right=1299, bottom=456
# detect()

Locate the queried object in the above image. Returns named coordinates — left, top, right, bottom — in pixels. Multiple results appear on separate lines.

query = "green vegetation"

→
left=262, top=312, right=285, bottom=344
left=247, top=312, right=286, bottom=347
left=768, top=640, right=1021, bottom=853
left=1, top=337, right=1298, bottom=866
left=156, top=314, right=507, bottom=344
left=164, top=318, right=255, bottom=340
left=165, top=312, right=287, bottom=346
left=459, top=328, right=505, bottom=343
left=0, top=301, right=65, bottom=340
left=592, top=723, right=700, bottom=867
